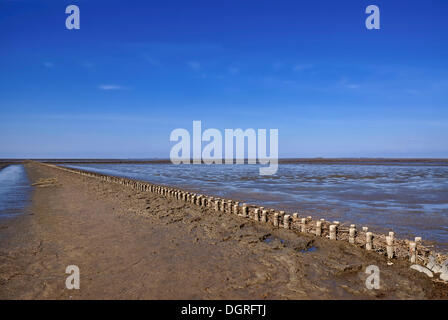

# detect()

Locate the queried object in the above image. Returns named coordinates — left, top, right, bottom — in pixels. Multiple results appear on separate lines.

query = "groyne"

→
left=31, top=161, right=447, bottom=280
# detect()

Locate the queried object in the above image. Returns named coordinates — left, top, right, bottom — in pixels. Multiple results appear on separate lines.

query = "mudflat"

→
left=0, top=163, right=446, bottom=299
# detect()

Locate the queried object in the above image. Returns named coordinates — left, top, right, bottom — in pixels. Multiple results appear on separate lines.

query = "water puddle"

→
left=300, top=246, right=317, bottom=253
left=0, top=165, right=32, bottom=218
left=262, top=234, right=285, bottom=244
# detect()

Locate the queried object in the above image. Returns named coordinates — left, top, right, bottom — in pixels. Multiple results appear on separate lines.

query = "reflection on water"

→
left=65, top=163, right=448, bottom=252
left=0, top=165, right=32, bottom=218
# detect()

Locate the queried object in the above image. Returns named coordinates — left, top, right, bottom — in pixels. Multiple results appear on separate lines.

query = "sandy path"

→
left=0, top=163, right=446, bottom=299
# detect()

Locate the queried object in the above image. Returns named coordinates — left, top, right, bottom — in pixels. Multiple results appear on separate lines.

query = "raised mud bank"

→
left=33, top=161, right=447, bottom=276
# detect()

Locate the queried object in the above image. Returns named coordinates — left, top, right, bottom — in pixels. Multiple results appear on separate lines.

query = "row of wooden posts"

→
left=38, top=162, right=427, bottom=265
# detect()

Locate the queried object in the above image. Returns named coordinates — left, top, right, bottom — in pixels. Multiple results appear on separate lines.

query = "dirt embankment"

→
left=0, top=163, right=446, bottom=299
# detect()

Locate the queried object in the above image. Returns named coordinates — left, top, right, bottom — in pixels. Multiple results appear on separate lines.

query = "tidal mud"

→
left=0, top=163, right=447, bottom=299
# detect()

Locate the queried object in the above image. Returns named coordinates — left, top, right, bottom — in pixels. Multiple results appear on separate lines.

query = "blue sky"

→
left=1, top=0, right=447, bottom=158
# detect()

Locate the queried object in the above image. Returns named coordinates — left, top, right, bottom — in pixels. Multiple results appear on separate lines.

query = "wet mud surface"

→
left=0, top=163, right=447, bottom=299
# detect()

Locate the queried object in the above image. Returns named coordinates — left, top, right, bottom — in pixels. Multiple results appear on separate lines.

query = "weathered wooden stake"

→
left=409, top=241, right=417, bottom=263
left=366, top=232, right=373, bottom=250
left=279, top=211, right=285, bottom=227
left=261, top=210, right=267, bottom=223
left=329, top=225, right=337, bottom=240
left=242, top=204, right=248, bottom=217
left=300, top=218, right=306, bottom=233
left=283, top=215, right=290, bottom=229
left=273, top=212, right=279, bottom=227
left=316, top=221, right=322, bottom=236
left=214, top=200, right=219, bottom=211
left=349, top=224, right=356, bottom=244
left=227, top=200, right=233, bottom=213
left=386, top=235, right=394, bottom=259
left=208, top=197, right=214, bottom=208
left=220, top=200, right=225, bottom=212
left=254, top=208, right=260, bottom=221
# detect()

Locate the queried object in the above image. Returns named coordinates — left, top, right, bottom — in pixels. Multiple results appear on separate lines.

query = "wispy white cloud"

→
left=339, top=77, right=360, bottom=89
left=43, top=62, right=54, bottom=68
left=98, top=85, right=127, bottom=91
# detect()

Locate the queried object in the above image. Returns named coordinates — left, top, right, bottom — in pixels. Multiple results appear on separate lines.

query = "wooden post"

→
left=227, top=200, right=232, bottom=213
left=409, top=242, right=417, bottom=263
left=254, top=208, right=260, bottom=221
left=273, top=212, right=279, bottom=227
left=300, top=218, right=306, bottom=233
left=214, top=199, right=219, bottom=211
left=349, top=224, right=356, bottom=244
left=208, top=197, right=214, bottom=208
left=261, top=210, right=267, bottom=223
left=283, top=215, right=290, bottom=229
left=386, top=235, right=394, bottom=259
left=220, top=200, right=225, bottom=212
left=329, top=225, right=337, bottom=240
left=316, top=221, right=322, bottom=236
left=366, top=232, right=373, bottom=250
left=279, top=211, right=285, bottom=227
left=242, top=204, right=248, bottom=217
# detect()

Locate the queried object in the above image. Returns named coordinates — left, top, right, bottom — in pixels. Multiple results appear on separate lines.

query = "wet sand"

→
left=0, top=163, right=447, bottom=299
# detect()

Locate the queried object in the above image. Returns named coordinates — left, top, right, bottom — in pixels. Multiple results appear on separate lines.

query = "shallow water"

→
left=64, top=162, right=448, bottom=253
left=0, top=165, right=32, bottom=218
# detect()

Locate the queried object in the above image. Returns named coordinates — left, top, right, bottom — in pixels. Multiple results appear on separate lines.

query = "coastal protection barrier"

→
left=31, top=161, right=448, bottom=280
